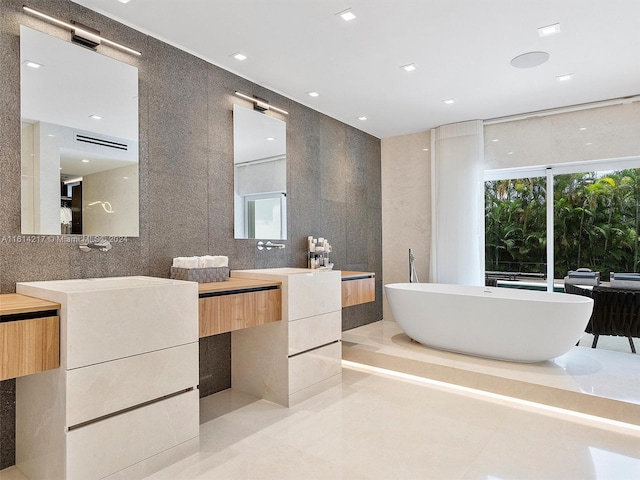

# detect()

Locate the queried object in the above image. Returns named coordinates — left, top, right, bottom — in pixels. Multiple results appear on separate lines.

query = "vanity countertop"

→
left=341, top=271, right=375, bottom=280
left=198, top=277, right=281, bottom=296
left=0, top=293, right=60, bottom=316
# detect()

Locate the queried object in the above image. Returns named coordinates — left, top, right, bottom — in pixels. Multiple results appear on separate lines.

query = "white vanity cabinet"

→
left=231, top=268, right=342, bottom=406
left=15, top=276, right=199, bottom=480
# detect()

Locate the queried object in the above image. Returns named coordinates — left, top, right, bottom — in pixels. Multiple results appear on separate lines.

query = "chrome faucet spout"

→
left=79, top=239, right=112, bottom=252
left=257, top=240, right=285, bottom=250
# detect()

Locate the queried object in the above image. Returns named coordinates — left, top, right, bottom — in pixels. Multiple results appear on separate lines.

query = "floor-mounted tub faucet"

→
left=409, top=248, right=419, bottom=283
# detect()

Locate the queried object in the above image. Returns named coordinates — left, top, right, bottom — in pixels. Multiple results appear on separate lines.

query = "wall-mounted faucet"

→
left=257, top=241, right=285, bottom=250
left=79, top=239, right=112, bottom=252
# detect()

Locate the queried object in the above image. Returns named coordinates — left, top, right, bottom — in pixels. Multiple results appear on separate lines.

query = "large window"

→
left=485, top=176, right=547, bottom=277
left=485, top=159, right=640, bottom=289
left=554, top=170, right=640, bottom=280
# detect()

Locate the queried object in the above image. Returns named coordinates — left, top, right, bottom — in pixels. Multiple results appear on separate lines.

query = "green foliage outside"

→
left=485, top=169, right=640, bottom=281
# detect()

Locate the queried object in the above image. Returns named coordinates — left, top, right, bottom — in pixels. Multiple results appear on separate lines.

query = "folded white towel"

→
left=201, top=255, right=216, bottom=268
left=187, top=257, right=200, bottom=268
left=173, top=255, right=228, bottom=269
left=172, top=257, right=187, bottom=268
left=212, top=255, right=228, bottom=268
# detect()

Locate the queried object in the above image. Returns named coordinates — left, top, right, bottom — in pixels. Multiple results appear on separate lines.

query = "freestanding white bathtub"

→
left=385, top=283, right=594, bottom=363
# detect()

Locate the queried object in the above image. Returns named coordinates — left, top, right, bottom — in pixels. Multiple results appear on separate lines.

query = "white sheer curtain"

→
left=430, top=120, right=485, bottom=285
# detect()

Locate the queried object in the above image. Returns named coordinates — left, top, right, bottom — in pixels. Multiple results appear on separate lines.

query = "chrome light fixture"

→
left=23, top=5, right=142, bottom=56
left=234, top=91, right=289, bottom=115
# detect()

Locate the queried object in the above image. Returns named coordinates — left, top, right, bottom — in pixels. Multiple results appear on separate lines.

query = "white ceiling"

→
left=72, top=0, right=640, bottom=139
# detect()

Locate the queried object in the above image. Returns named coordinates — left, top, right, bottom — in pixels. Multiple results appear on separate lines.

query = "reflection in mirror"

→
left=233, top=103, right=287, bottom=239
left=20, top=25, right=139, bottom=236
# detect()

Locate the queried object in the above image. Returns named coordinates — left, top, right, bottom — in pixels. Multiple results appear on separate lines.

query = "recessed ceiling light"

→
left=443, top=98, right=455, bottom=105
left=24, top=60, right=43, bottom=69
left=401, top=63, right=416, bottom=72
left=586, top=142, right=593, bottom=146
left=507, top=152, right=514, bottom=155
left=116, top=0, right=132, bottom=4
left=81, top=159, right=90, bottom=163
left=123, top=176, right=129, bottom=179
left=538, top=23, right=561, bottom=37
left=556, top=73, right=573, bottom=82
left=308, top=91, right=319, bottom=97
left=510, top=51, right=550, bottom=68
left=422, top=148, right=429, bottom=151
left=358, top=116, right=367, bottom=121
left=231, top=52, right=247, bottom=61
left=265, top=137, right=276, bottom=141
left=579, top=127, right=587, bottom=131
left=47, top=134, right=55, bottom=137
left=336, top=8, right=356, bottom=21
left=492, top=139, right=499, bottom=142
left=89, top=114, right=102, bottom=120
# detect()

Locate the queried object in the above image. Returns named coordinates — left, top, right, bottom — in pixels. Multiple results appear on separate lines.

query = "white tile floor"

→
left=132, top=367, right=640, bottom=479
left=4, top=364, right=640, bottom=479
left=577, top=332, right=638, bottom=354
left=2, top=323, right=640, bottom=480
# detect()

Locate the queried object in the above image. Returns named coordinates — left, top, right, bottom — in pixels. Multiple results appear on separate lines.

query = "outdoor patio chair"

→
left=563, top=268, right=600, bottom=288
left=587, top=286, right=640, bottom=354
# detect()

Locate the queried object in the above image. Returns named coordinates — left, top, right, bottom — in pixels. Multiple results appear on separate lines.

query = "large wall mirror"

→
left=20, top=25, right=139, bottom=236
left=233, top=103, right=287, bottom=240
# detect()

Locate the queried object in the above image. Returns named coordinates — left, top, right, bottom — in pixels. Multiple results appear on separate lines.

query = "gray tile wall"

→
left=0, top=0, right=382, bottom=468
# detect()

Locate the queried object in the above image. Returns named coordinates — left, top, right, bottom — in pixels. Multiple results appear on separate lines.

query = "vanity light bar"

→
left=234, top=91, right=289, bottom=115
left=22, top=6, right=142, bottom=56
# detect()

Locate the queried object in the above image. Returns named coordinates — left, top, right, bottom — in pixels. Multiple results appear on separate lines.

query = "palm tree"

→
left=485, top=168, right=640, bottom=281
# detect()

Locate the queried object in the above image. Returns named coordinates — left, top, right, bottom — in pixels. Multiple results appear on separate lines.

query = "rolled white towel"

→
left=212, top=256, right=228, bottom=268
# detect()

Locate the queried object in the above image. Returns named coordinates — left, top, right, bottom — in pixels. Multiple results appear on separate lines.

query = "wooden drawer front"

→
left=0, top=316, right=59, bottom=381
left=288, top=311, right=341, bottom=356
left=342, top=277, right=375, bottom=307
left=199, top=289, right=281, bottom=337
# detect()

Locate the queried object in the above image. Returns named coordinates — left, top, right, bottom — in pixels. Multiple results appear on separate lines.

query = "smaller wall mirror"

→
left=233, top=103, right=287, bottom=239
left=20, top=25, right=139, bottom=237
